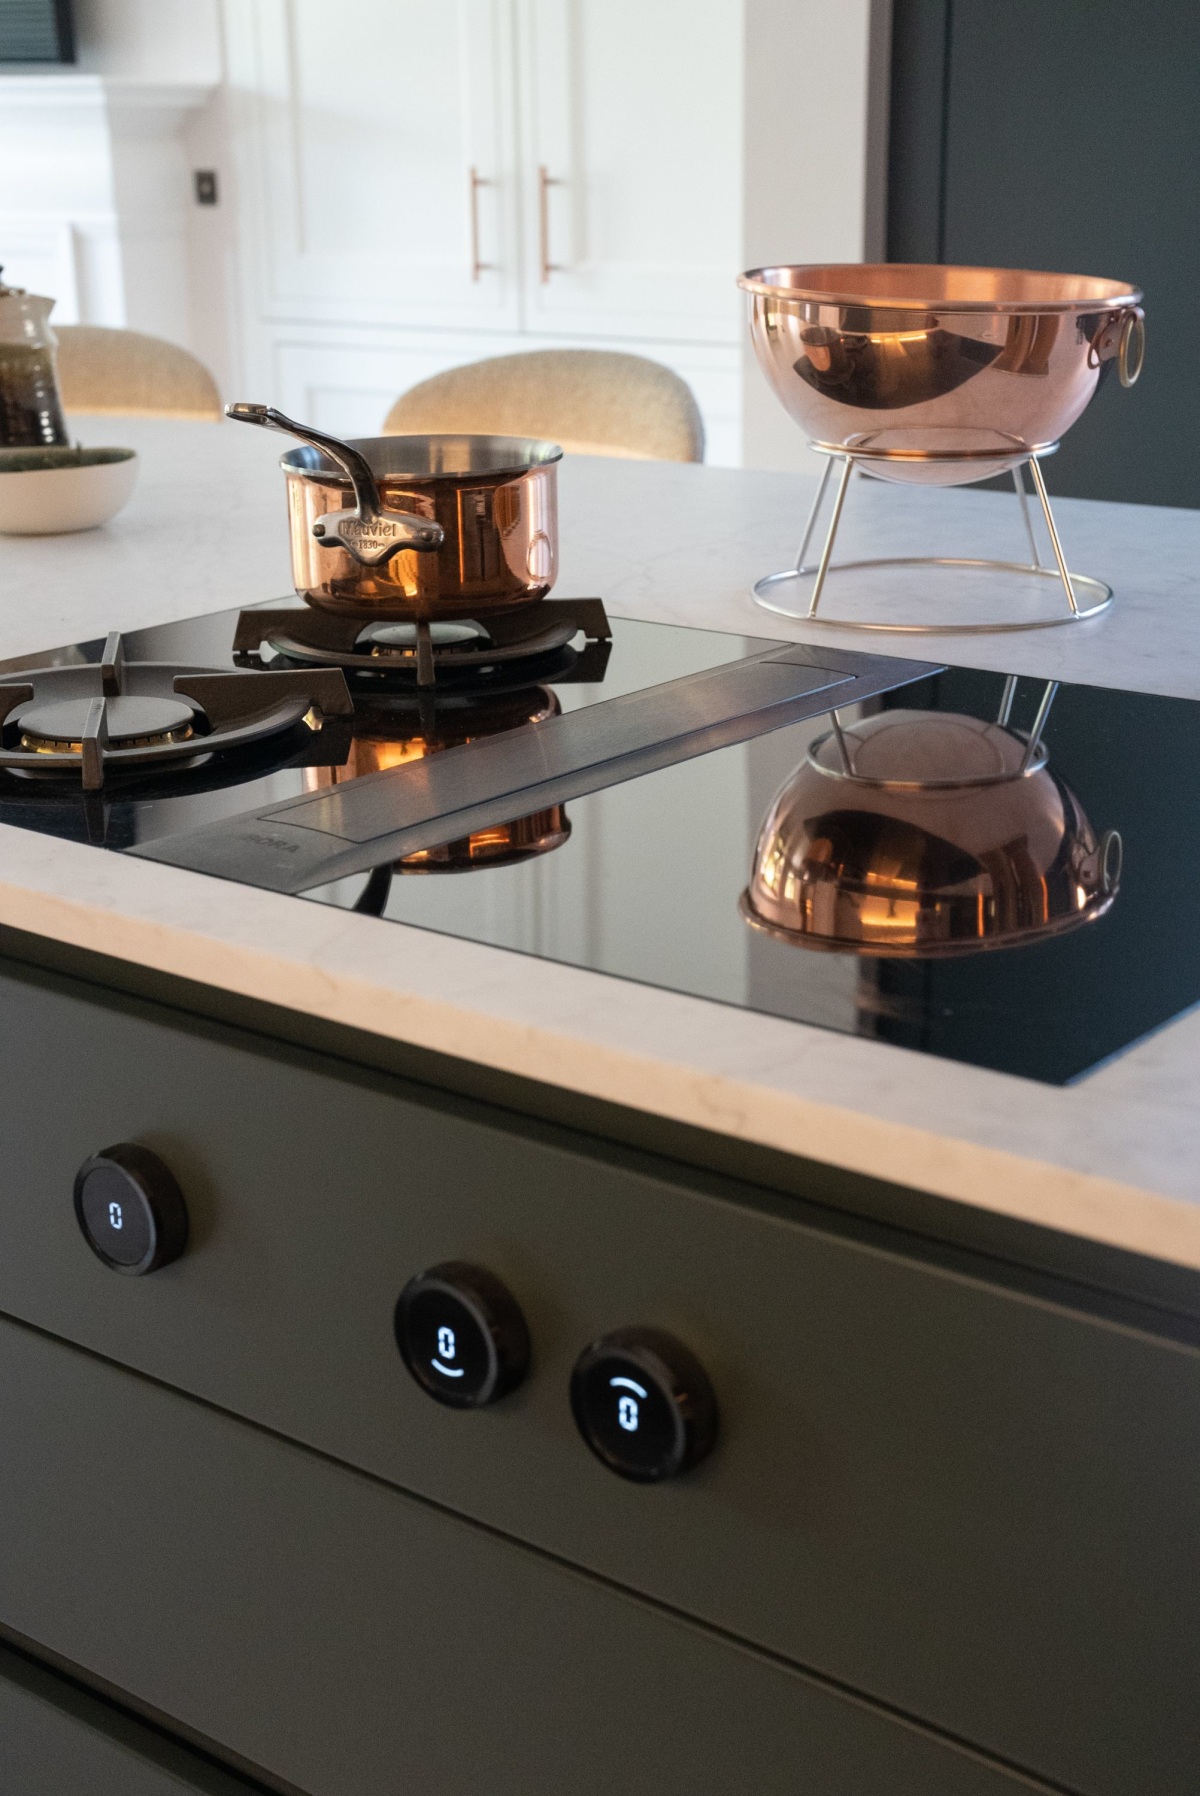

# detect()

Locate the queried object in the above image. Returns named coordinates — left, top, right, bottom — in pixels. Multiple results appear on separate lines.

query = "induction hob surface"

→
left=0, top=600, right=1195, bottom=1086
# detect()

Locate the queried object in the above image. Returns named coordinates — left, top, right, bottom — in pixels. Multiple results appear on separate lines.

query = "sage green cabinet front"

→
left=0, top=962, right=1197, bottom=1793
left=0, top=1639, right=266, bottom=1795
left=0, top=1315, right=1031, bottom=1796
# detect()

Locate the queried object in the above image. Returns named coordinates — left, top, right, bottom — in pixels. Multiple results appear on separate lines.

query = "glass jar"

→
left=0, top=268, right=68, bottom=448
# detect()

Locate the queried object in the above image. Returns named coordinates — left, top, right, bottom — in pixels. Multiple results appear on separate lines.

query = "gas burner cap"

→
left=18, top=694, right=196, bottom=752
left=360, top=621, right=489, bottom=651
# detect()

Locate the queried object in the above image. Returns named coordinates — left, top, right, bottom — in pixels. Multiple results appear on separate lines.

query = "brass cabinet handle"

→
left=468, top=167, right=495, bottom=281
left=538, top=165, right=566, bottom=282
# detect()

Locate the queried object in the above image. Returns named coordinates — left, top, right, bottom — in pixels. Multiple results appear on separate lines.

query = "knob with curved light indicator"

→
left=395, top=1262, right=530, bottom=1408
left=73, top=1143, right=189, bottom=1275
left=570, top=1327, right=717, bottom=1482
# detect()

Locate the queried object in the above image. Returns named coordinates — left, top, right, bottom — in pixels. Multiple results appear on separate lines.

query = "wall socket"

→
left=193, top=170, right=219, bottom=207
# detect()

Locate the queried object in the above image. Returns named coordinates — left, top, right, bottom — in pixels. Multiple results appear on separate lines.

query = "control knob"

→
left=570, top=1327, right=717, bottom=1481
left=395, top=1262, right=530, bottom=1408
left=74, top=1143, right=189, bottom=1275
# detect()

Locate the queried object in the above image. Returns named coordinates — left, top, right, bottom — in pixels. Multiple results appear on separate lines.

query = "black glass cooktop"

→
left=1, top=601, right=1197, bottom=1085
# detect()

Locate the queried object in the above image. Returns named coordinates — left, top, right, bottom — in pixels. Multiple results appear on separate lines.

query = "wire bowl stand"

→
left=752, top=442, right=1113, bottom=634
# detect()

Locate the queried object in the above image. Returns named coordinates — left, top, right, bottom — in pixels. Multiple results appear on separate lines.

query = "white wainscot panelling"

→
left=0, top=74, right=210, bottom=344
left=104, top=84, right=211, bottom=347
left=270, top=334, right=510, bottom=438
left=271, top=330, right=741, bottom=465
left=0, top=220, right=82, bottom=322
left=0, top=74, right=122, bottom=324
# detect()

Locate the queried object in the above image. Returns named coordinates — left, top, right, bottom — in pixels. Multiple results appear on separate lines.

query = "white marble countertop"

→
left=4, top=416, right=1200, bottom=1270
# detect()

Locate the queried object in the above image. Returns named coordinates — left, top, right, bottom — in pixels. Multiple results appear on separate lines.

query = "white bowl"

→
left=0, top=448, right=138, bottom=535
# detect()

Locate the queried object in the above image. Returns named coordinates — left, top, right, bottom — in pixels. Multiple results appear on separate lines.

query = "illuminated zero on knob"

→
left=394, top=1262, right=530, bottom=1409
left=569, top=1326, right=718, bottom=1482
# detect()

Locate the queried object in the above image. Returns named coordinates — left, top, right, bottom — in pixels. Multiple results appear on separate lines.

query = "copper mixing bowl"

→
left=737, top=265, right=1144, bottom=484
left=740, top=708, right=1121, bottom=957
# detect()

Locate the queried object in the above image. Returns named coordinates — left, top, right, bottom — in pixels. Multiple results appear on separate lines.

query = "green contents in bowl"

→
left=0, top=446, right=135, bottom=473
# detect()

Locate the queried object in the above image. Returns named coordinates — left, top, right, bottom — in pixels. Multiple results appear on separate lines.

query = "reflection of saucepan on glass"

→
left=740, top=682, right=1121, bottom=958
left=305, top=685, right=571, bottom=909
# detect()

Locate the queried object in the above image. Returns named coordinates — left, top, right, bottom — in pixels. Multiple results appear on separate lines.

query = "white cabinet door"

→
left=226, top=0, right=521, bottom=332
left=516, top=0, right=743, bottom=345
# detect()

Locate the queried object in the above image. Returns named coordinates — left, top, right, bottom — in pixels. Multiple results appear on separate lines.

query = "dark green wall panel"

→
left=889, top=1, right=1200, bottom=506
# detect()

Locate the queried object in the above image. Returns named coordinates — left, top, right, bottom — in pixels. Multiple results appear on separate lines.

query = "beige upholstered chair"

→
left=383, top=349, right=704, bottom=462
left=55, top=325, right=222, bottom=420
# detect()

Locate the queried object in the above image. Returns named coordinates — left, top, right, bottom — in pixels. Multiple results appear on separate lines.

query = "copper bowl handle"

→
left=1098, top=828, right=1124, bottom=892
left=1075, top=827, right=1123, bottom=895
left=1118, top=310, right=1146, bottom=387
left=1089, top=307, right=1145, bottom=387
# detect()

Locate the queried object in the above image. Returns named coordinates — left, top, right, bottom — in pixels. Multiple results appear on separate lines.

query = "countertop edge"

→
left=1, top=827, right=1196, bottom=1276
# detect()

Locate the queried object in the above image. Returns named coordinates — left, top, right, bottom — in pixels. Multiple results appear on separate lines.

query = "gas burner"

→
left=233, top=598, right=613, bottom=692
left=19, top=694, right=197, bottom=756
left=366, top=621, right=488, bottom=652
left=0, top=631, right=353, bottom=790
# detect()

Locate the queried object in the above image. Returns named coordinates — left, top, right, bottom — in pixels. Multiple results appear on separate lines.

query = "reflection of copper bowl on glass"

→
left=307, top=684, right=570, bottom=874
left=737, top=264, right=1144, bottom=485
left=740, top=708, right=1121, bottom=957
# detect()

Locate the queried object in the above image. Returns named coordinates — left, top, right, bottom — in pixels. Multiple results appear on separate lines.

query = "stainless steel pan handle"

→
left=226, top=402, right=444, bottom=566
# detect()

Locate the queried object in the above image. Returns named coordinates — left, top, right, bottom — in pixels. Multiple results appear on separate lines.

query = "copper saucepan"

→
left=228, top=404, right=562, bottom=618
left=737, top=265, right=1145, bottom=485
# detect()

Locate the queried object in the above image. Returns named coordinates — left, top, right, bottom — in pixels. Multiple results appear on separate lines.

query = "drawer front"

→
left=1, top=965, right=1198, bottom=1794
left=0, top=1640, right=266, bottom=1795
left=0, top=1315, right=1030, bottom=1796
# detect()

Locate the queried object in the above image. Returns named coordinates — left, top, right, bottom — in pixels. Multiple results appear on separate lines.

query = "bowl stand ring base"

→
left=751, top=445, right=1113, bottom=635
